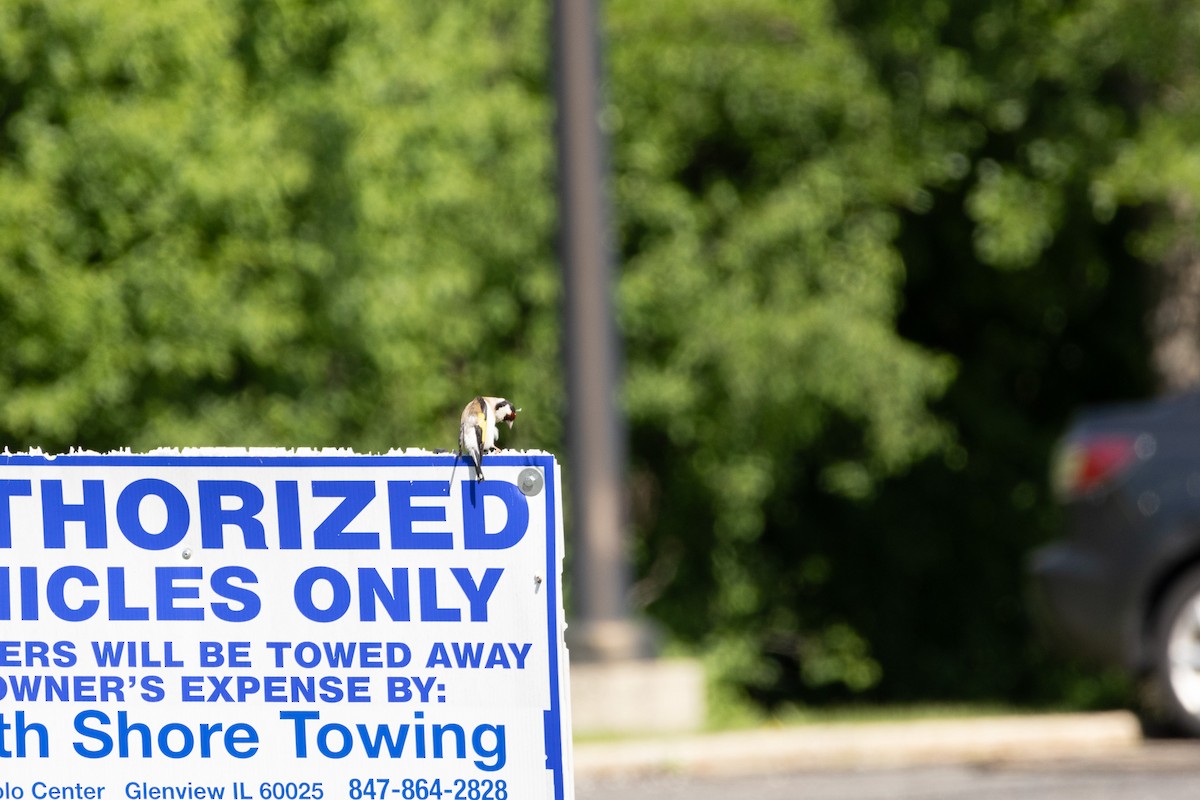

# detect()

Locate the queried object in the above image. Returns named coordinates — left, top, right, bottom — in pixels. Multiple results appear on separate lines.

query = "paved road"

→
left=576, top=741, right=1200, bottom=800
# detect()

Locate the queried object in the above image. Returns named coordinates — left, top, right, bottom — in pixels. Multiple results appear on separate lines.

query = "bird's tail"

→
left=455, top=448, right=484, bottom=482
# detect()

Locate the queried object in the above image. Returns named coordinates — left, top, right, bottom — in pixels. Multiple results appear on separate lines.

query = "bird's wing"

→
left=460, top=420, right=482, bottom=453
left=460, top=398, right=484, bottom=447
left=480, top=402, right=495, bottom=451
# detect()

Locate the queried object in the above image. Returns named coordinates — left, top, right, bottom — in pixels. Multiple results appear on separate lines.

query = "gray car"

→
left=1029, top=389, right=1200, bottom=735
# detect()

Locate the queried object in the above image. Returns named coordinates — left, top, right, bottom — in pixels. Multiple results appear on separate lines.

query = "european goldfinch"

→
left=459, top=396, right=519, bottom=481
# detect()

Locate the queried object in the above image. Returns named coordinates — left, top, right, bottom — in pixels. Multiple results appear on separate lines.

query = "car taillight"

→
left=1051, top=434, right=1151, bottom=500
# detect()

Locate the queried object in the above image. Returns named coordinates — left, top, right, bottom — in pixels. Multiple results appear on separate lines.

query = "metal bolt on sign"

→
left=519, top=468, right=544, bottom=496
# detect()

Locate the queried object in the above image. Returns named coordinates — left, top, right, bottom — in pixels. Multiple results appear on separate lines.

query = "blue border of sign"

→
left=0, top=452, right=568, bottom=800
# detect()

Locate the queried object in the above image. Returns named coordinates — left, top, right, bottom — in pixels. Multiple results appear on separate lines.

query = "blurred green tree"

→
left=0, top=0, right=560, bottom=453
left=606, top=0, right=954, bottom=702
left=1, top=0, right=1187, bottom=711
left=609, top=0, right=1166, bottom=709
left=824, top=0, right=1165, bottom=705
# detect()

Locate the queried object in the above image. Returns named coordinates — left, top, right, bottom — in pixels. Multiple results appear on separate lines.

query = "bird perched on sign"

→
left=459, top=396, right=518, bottom=481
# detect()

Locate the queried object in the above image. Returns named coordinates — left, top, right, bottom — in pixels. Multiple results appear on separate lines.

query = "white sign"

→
left=0, top=450, right=574, bottom=800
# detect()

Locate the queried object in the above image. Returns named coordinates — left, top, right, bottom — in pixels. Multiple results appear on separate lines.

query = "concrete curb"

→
left=572, top=711, right=1143, bottom=778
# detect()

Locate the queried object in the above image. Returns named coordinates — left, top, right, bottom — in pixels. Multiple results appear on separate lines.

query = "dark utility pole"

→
left=553, top=0, right=650, bottom=661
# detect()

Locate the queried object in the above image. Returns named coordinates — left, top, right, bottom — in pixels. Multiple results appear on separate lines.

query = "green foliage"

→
left=614, top=0, right=1159, bottom=708
left=0, top=0, right=558, bottom=453
left=0, top=0, right=1180, bottom=711
left=608, top=0, right=953, bottom=700
left=828, top=0, right=1159, bottom=705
